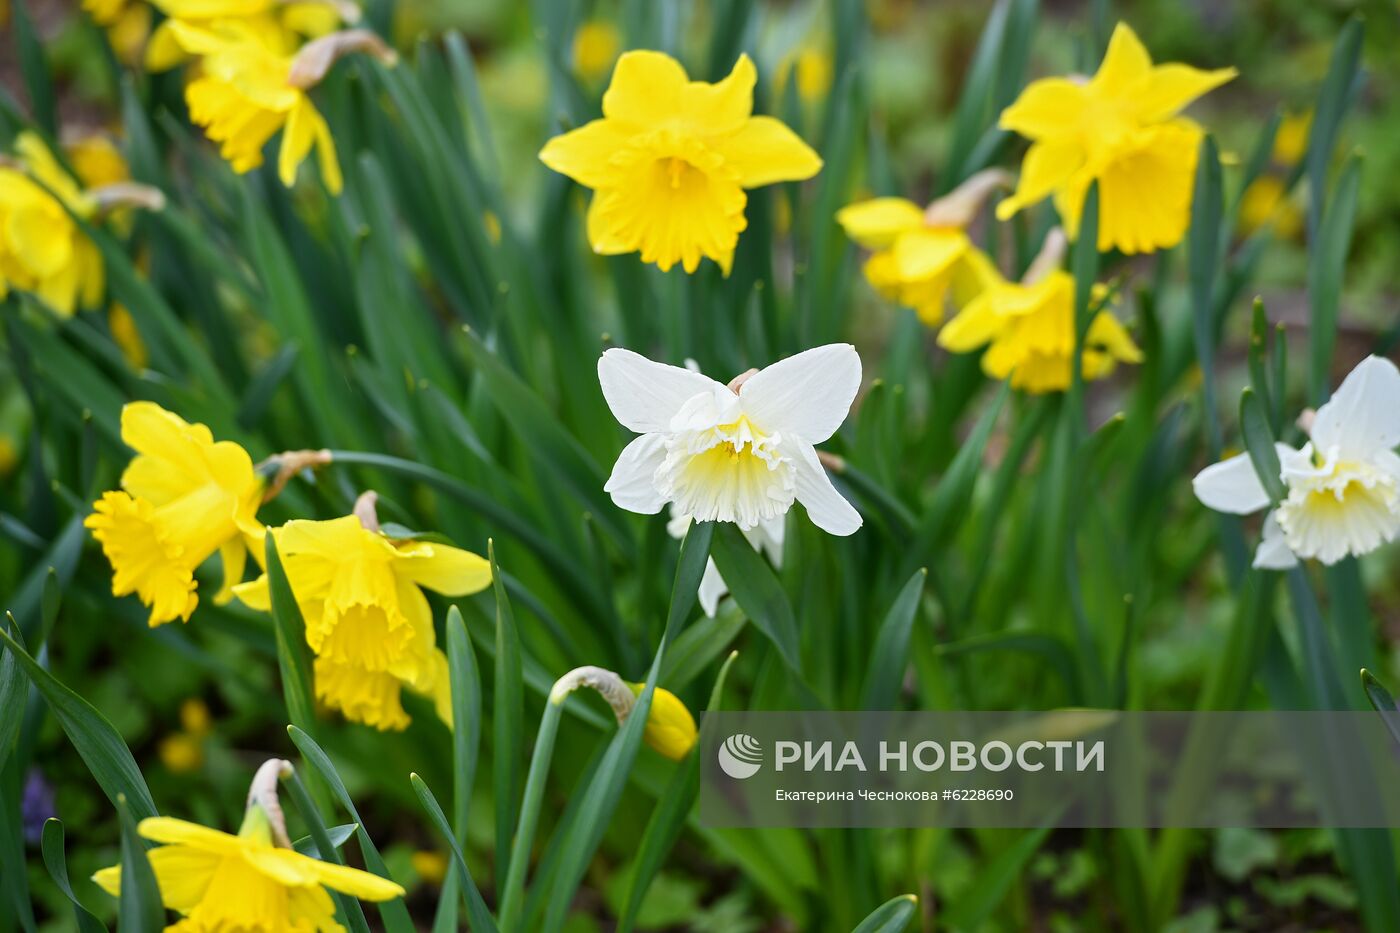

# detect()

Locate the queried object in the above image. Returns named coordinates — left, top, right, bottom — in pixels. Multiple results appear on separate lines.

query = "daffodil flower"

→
left=86, top=403, right=263, bottom=626
left=235, top=507, right=491, bottom=730
left=81, top=0, right=151, bottom=67
left=838, top=170, right=1009, bottom=326
left=170, top=23, right=393, bottom=195
left=668, top=506, right=784, bottom=617
left=599, top=345, right=863, bottom=535
left=0, top=134, right=106, bottom=316
left=996, top=22, right=1236, bottom=254
left=937, top=230, right=1141, bottom=393
left=549, top=666, right=698, bottom=760
left=95, top=759, right=404, bottom=931
left=143, top=0, right=349, bottom=72
left=539, top=50, right=822, bottom=274
left=1193, top=356, right=1400, bottom=568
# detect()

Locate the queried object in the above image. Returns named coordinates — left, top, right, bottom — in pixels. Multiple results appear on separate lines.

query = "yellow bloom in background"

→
left=777, top=46, right=834, bottom=104
left=540, top=50, right=822, bottom=274
left=627, top=680, right=698, bottom=759
left=86, top=402, right=263, bottom=626
left=159, top=698, right=214, bottom=773
left=996, top=22, right=1236, bottom=254
left=410, top=849, right=448, bottom=886
left=109, top=303, right=149, bottom=368
left=171, top=22, right=344, bottom=193
left=95, top=780, right=403, bottom=929
left=0, top=133, right=105, bottom=317
left=834, top=194, right=991, bottom=325
left=1237, top=174, right=1303, bottom=239
left=234, top=514, right=491, bottom=730
left=1272, top=109, right=1312, bottom=166
left=572, top=19, right=620, bottom=84
left=64, top=133, right=131, bottom=189
left=82, top=0, right=151, bottom=67
left=144, top=0, right=343, bottom=72
left=938, top=249, right=1141, bottom=393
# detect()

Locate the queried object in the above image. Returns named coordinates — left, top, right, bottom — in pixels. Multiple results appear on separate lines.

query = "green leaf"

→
left=1305, top=17, right=1363, bottom=243
left=116, top=795, right=163, bottom=933
left=286, top=727, right=414, bottom=933
left=617, top=651, right=739, bottom=933
left=1361, top=670, right=1400, bottom=752
left=709, top=524, right=801, bottom=672
left=1246, top=298, right=1274, bottom=429
left=40, top=820, right=107, bottom=933
left=1307, top=153, right=1361, bottom=405
left=1240, top=388, right=1285, bottom=505
left=860, top=570, right=927, bottom=710
left=943, top=826, right=1052, bottom=930
left=0, top=623, right=156, bottom=820
left=265, top=535, right=317, bottom=737
left=851, top=894, right=918, bottom=933
left=942, top=0, right=1012, bottom=189
left=0, top=616, right=25, bottom=773
left=11, top=0, right=55, bottom=135
left=490, top=539, right=523, bottom=902
left=291, top=823, right=358, bottom=858
left=410, top=774, right=499, bottom=932
left=446, top=606, right=481, bottom=838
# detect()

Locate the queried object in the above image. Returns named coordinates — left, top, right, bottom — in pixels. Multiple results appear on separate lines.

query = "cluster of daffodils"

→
left=96, top=759, right=404, bottom=931
left=540, top=51, right=822, bottom=273
left=1195, top=357, right=1400, bottom=569
left=0, top=132, right=159, bottom=317
left=87, top=402, right=488, bottom=730
left=82, top=0, right=393, bottom=194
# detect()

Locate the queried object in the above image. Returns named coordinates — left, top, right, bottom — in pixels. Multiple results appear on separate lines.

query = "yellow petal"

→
left=138, top=817, right=242, bottom=852
left=148, top=845, right=224, bottom=911
left=214, top=536, right=248, bottom=605
left=232, top=574, right=270, bottom=610
left=602, top=50, right=690, bottom=126
left=586, top=192, right=632, bottom=255
left=92, top=864, right=122, bottom=897
left=1091, top=22, right=1153, bottom=93
left=1087, top=310, right=1143, bottom=364
left=995, top=137, right=1086, bottom=221
left=937, top=293, right=1004, bottom=353
left=999, top=78, right=1089, bottom=140
left=1133, top=64, right=1236, bottom=123
left=539, top=118, right=631, bottom=189
left=308, top=857, right=407, bottom=901
left=144, top=19, right=189, bottom=71
left=287, top=884, right=340, bottom=932
left=836, top=198, right=925, bottom=249
left=278, top=97, right=318, bottom=188
left=395, top=542, right=491, bottom=596
left=312, top=102, right=343, bottom=195
left=680, top=53, right=756, bottom=137
left=892, top=229, right=968, bottom=281
left=713, top=116, right=821, bottom=188
left=627, top=683, right=697, bottom=760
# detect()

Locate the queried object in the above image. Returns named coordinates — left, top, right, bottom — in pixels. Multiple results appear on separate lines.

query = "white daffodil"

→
left=668, top=506, right=784, bottom=617
left=1193, top=355, right=1400, bottom=568
left=599, top=344, right=863, bottom=536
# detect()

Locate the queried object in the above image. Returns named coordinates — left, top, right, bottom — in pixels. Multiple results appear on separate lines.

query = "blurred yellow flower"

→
left=158, top=733, right=204, bottom=773
left=540, top=51, right=822, bottom=274
left=1272, top=109, right=1312, bottom=166
left=86, top=402, right=263, bottom=626
left=234, top=513, right=490, bottom=730
left=108, top=303, right=149, bottom=368
left=144, top=0, right=344, bottom=72
left=996, top=22, right=1236, bottom=254
left=410, top=849, right=448, bottom=886
left=1238, top=174, right=1302, bottom=239
left=778, top=47, right=833, bottom=104
left=64, top=134, right=130, bottom=189
left=572, top=19, right=620, bottom=83
left=938, top=248, right=1141, bottom=393
left=0, top=133, right=105, bottom=317
left=82, top=0, right=151, bottom=67
left=837, top=172, right=1007, bottom=326
left=627, top=681, right=698, bottom=759
left=170, top=22, right=351, bottom=193
left=95, top=788, right=402, bottom=929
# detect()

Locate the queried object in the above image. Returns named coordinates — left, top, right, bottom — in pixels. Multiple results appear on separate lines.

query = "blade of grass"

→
left=116, top=794, right=162, bottom=933
left=490, top=539, right=523, bottom=903
left=40, top=820, right=107, bottom=933
left=410, top=773, right=499, bottom=932
left=860, top=570, right=927, bottom=710
left=852, top=894, right=918, bottom=933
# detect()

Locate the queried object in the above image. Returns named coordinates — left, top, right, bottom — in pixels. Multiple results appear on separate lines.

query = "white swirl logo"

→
left=717, top=733, right=763, bottom=779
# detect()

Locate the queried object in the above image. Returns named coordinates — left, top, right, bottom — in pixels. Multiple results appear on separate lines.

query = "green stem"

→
left=498, top=700, right=564, bottom=933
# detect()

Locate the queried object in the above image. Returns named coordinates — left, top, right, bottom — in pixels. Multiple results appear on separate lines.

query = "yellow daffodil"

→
left=64, top=134, right=130, bottom=189
left=778, top=47, right=834, bottom=104
left=82, top=0, right=151, bottom=67
left=550, top=666, right=698, bottom=760
left=938, top=234, right=1141, bottom=393
left=0, top=133, right=105, bottom=316
left=1238, top=175, right=1302, bottom=239
left=571, top=19, right=620, bottom=83
left=540, top=50, right=822, bottom=274
left=234, top=511, right=491, bottom=730
left=172, top=23, right=338, bottom=191
left=837, top=170, right=1008, bottom=326
left=143, top=0, right=346, bottom=72
left=1272, top=109, right=1312, bottom=166
left=996, top=22, right=1236, bottom=254
left=86, top=402, right=263, bottom=626
left=158, top=698, right=214, bottom=774
left=95, top=760, right=404, bottom=931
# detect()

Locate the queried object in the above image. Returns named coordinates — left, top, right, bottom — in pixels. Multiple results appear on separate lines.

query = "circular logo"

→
left=717, top=733, right=763, bottom=779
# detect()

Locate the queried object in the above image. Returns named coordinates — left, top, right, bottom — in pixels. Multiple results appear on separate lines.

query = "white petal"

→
left=598, top=348, right=722, bottom=434
left=744, top=514, right=786, bottom=568
left=791, top=443, right=862, bottom=535
left=739, top=344, right=861, bottom=443
left=604, top=434, right=667, bottom=514
left=697, top=559, right=727, bottom=618
left=1310, top=355, right=1400, bottom=458
left=1252, top=511, right=1298, bottom=570
left=1192, top=452, right=1270, bottom=515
